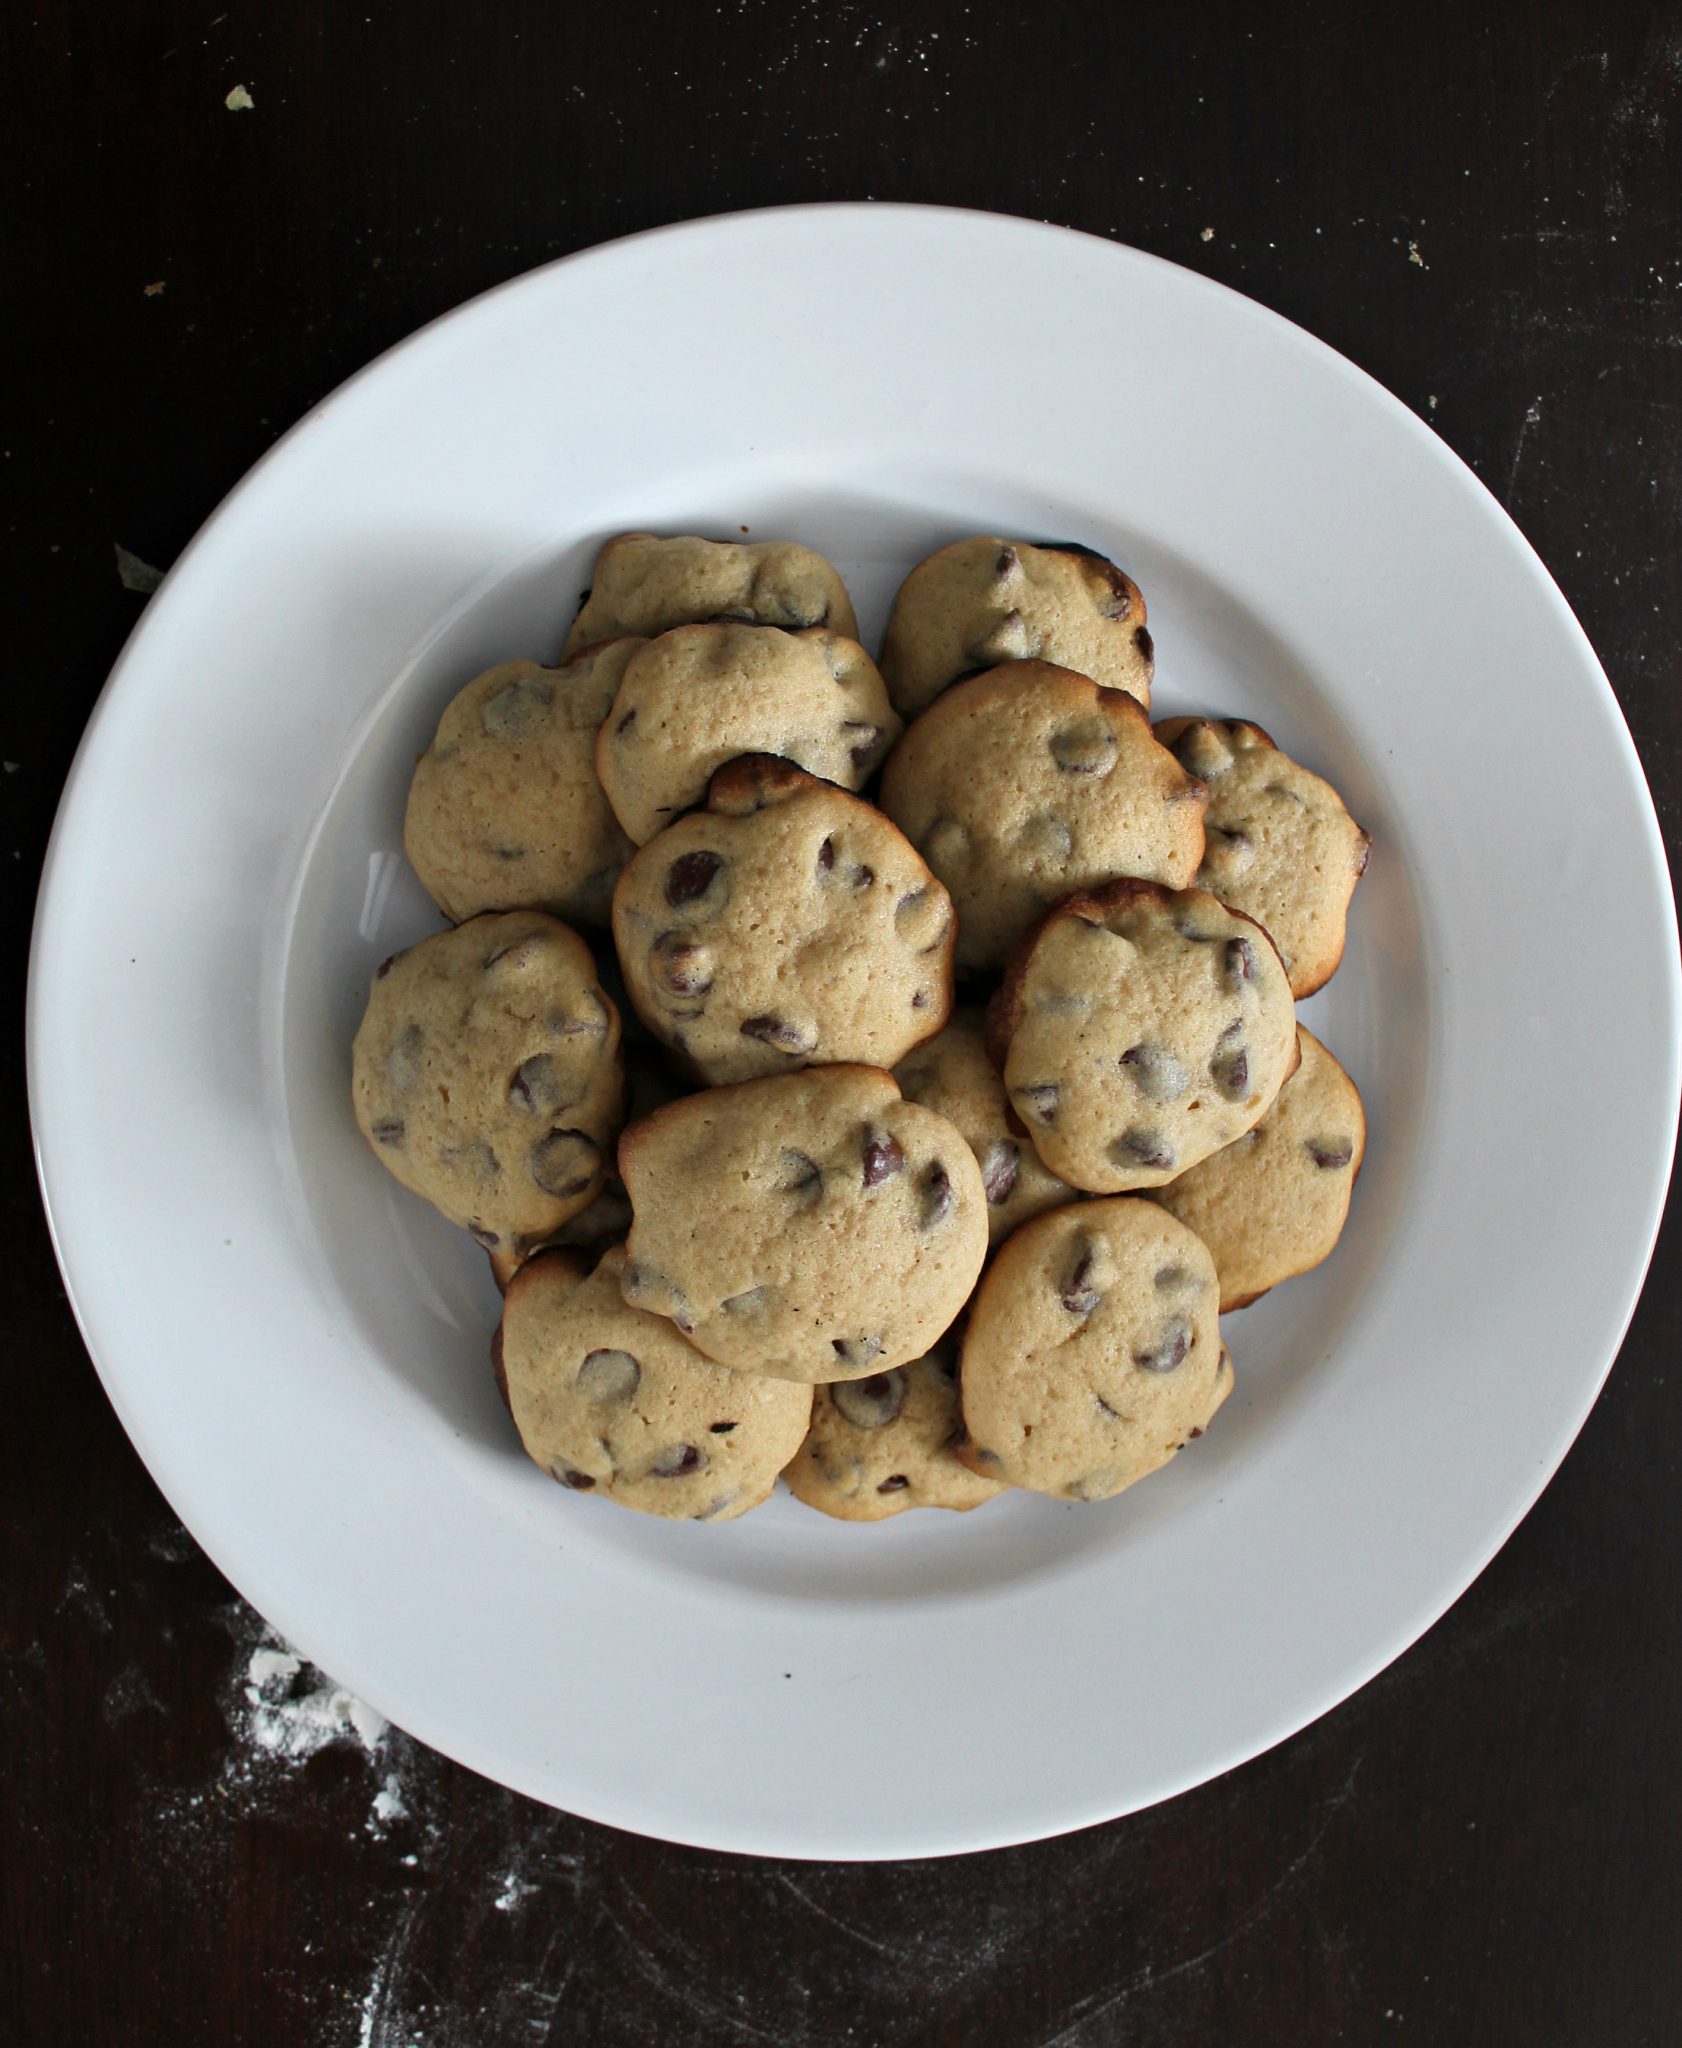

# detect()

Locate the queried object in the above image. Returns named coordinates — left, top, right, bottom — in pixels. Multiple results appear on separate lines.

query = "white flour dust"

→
left=243, top=1643, right=389, bottom=1761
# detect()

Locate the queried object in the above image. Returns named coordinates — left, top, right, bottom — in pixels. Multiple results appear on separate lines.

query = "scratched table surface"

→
left=5, top=3, right=1681, bottom=2043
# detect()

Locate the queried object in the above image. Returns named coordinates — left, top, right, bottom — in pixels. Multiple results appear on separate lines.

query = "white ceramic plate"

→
left=30, top=205, right=1679, bottom=1860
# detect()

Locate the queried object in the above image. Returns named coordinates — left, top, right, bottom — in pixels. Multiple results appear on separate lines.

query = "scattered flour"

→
left=493, top=1871, right=539, bottom=1913
left=243, top=1642, right=389, bottom=1761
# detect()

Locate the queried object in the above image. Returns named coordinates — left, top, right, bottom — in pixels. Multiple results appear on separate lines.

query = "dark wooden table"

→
left=6, top=4, right=1680, bottom=2043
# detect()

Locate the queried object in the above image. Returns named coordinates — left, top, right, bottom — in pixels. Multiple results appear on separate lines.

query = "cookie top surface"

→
left=880, top=537, right=1154, bottom=720
left=595, top=622, right=903, bottom=844
left=892, top=1007, right=1074, bottom=1245
left=958, top=1197, right=1231, bottom=1500
left=879, top=661, right=1207, bottom=972
left=500, top=1246, right=812, bottom=1520
left=1155, top=717, right=1370, bottom=998
left=403, top=644, right=640, bottom=927
left=612, top=756, right=955, bottom=1085
left=618, top=1065, right=988, bottom=1382
left=564, top=533, right=859, bottom=656
left=784, top=1342, right=1006, bottom=1520
left=1150, top=1027, right=1366, bottom=1311
left=351, top=911, right=624, bottom=1253
left=988, top=879, right=1298, bottom=1193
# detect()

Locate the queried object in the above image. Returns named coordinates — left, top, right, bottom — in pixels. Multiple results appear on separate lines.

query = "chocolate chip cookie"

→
left=1149, top=1027, right=1366, bottom=1310
left=612, top=755, right=955, bottom=1085
left=618, top=1065, right=987, bottom=1382
left=564, top=532, right=859, bottom=656
left=351, top=911, right=623, bottom=1261
left=880, top=537, right=1154, bottom=720
left=486, top=1044, right=689, bottom=1290
left=1154, top=717, right=1371, bottom=997
left=784, top=1341, right=1006, bottom=1519
left=498, top=1246, right=812, bottom=1519
left=892, top=1006, right=1074, bottom=1245
left=878, top=661, right=1207, bottom=972
left=595, top=622, right=902, bottom=845
left=404, top=642, right=640, bottom=927
left=988, top=879, right=1298, bottom=1193
left=957, top=1198, right=1231, bottom=1500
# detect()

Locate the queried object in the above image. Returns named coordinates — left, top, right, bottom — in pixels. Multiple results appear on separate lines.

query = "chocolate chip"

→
left=740, top=1014, right=817, bottom=1055
left=850, top=863, right=875, bottom=890
left=1205, top=823, right=1252, bottom=858
left=1060, top=1242, right=1101, bottom=1316
left=709, top=1421, right=738, bottom=1434
left=1225, top=936, right=1257, bottom=985
left=529, top=1128, right=600, bottom=1198
left=577, top=1348, right=640, bottom=1403
left=911, top=989, right=931, bottom=1010
left=843, top=721, right=884, bottom=769
left=1134, top=624, right=1154, bottom=661
left=833, top=1371, right=908, bottom=1429
left=1307, top=1138, right=1354, bottom=1169
left=492, top=844, right=525, bottom=862
left=652, top=931, right=714, bottom=999
left=994, top=544, right=1020, bottom=578
left=508, top=1054, right=564, bottom=1114
left=980, top=1139, right=1019, bottom=1205
left=554, top=1466, right=596, bottom=1490
left=484, top=935, right=550, bottom=974
left=371, top=1117, right=405, bottom=1146
left=480, top=674, right=552, bottom=739
left=723, top=1285, right=775, bottom=1313
left=650, top=1444, right=706, bottom=1478
left=1019, top=811, right=1073, bottom=862
left=967, top=609, right=1033, bottom=662
left=816, top=836, right=835, bottom=872
left=832, top=1335, right=884, bottom=1370
left=375, top=954, right=397, bottom=979
left=1120, top=1042, right=1190, bottom=1102
left=1015, top=1083, right=1060, bottom=1126
left=894, top=888, right=950, bottom=952
left=1134, top=1318, right=1193, bottom=1372
left=877, top=1474, right=911, bottom=1494
left=862, top=1126, right=905, bottom=1186
left=665, top=849, right=726, bottom=906
left=919, top=1161, right=954, bottom=1228
left=779, top=1149, right=824, bottom=1203
left=444, top=1136, right=500, bottom=1184
left=1048, top=717, right=1118, bottom=776
left=550, top=989, right=610, bottom=1037
left=1154, top=1263, right=1196, bottom=1293
left=613, top=706, right=637, bottom=738
left=622, top=1263, right=696, bottom=1332
left=469, top=1223, right=501, bottom=1251
left=1211, top=1045, right=1249, bottom=1100
left=1112, top=1127, right=1175, bottom=1172
left=385, top=1023, right=424, bottom=1092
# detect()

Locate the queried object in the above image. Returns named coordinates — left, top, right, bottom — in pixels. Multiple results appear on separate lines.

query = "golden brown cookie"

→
left=880, top=536, right=1153, bottom=720
left=1154, top=717, right=1370, bottom=997
left=784, top=1342, right=1006, bottom=1519
left=987, top=879, right=1298, bottom=1194
left=564, top=532, right=859, bottom=655
left=595, top=622, right=902, bottom=845
left=403, top=642, right=640, bottom=927
left=498, top=1246, right=811, bottom=1520
left=351, top=912, right=623, bottom=1262
left=612, top=755, right=954, bottom=1085
left=892, top=1007, right=1075, bottom=1245
left=878, top=662, right=1206, bottom=972
left=1149, top=1027, right=1366, bottom=1310
left=957, top=1198, right=1231, bottom=1500
left=617, top=1065, right=987, bottom=1382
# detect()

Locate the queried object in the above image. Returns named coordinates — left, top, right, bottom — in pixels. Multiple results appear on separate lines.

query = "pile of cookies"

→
left=353, top=532, right=1370, bottom=1524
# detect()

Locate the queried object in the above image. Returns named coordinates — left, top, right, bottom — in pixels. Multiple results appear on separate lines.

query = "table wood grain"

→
left=4, top=3, right=1679, bottom=2042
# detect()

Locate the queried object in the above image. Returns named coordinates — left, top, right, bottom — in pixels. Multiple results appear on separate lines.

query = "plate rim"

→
left=28, top=202, right=1681, bottom=1860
